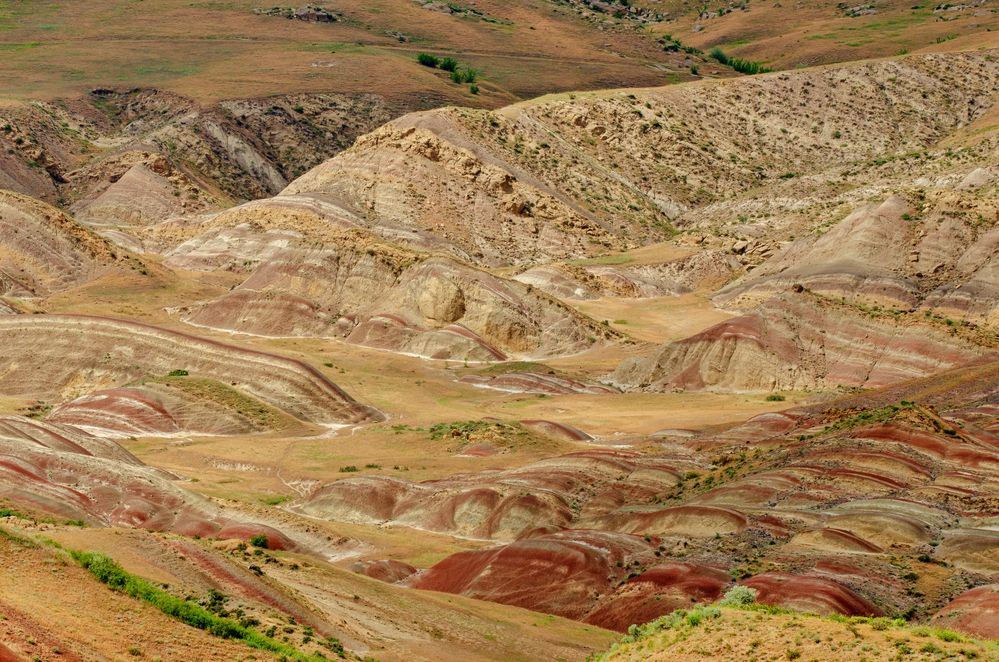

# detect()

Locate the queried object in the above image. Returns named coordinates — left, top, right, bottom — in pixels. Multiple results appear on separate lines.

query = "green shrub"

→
left=439, top=57, right=458, bottom=71
left=936, top=630, right=963, bottom=642
left=339, top=465, right=359, bottom=473
left=428, top=420, right=492, bottom=439
left=249, top=534, right=269, bottom=549
left=417, top=52, right=440, bottom=67
left=167, top=369, right=189, bottom=377
left=470, top=84, right=480, bottom=94
left=766, top=394, right=786, bottom=402
left=451, top=67, right=479, bottom=84
left=719, top=585, right=759, bottom=607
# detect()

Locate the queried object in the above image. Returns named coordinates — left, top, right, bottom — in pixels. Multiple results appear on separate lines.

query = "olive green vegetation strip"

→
left=0, top=525, right=342, bottom=661
left=68, top=549, right=339, bottom=661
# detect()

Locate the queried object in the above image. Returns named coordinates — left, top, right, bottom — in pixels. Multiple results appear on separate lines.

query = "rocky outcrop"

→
left=0, top=190, right=132, bottom=297
left=932, top=585, right=999, bottom=639
left=0, top=88, right=393, bottom=213
left=514, top=249, right=738, bottom=300
left=160, top=205, right=612, bottom=361
left=715, top=175, right=999, bottom=327
left=281, top=51, right=998, bottom=266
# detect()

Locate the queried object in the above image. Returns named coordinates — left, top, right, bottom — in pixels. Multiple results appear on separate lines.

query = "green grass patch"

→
left=0, top=42, right=42, bottom=52
left=298, top=41, right=379, bottom=55
left=822, top=403, right=908, bottom=434
left=0, top=525, right=38, bottom=547
left=427, top=420, right=494, bottom=440
left=567, top=253, right=634, bottom=266
left=148, top=375, right=282, bottom=428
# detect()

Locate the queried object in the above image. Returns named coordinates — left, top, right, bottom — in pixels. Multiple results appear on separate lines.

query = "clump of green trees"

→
left=417, top=53, right=482, bottom=92
left=709, top=47, right=771, bottom=75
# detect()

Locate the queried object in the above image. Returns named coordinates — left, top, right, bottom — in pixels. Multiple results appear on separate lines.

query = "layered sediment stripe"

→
left=0, top=314, right=382, bottom=425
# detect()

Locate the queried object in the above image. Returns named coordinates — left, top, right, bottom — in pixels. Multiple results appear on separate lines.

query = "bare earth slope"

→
left=0, top=190, right=137, bottom=298
left=282, top=50, right=999, bottom=265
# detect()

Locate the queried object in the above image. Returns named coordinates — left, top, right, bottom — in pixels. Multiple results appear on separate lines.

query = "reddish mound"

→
left=49, top=387, right=181, bottom=435
left=583, top=563, right=731, bottom=631
left=167, top=217, right=611, bottom=361
left=592, top=505, right=749, bottom=537
left=0, top=416, right=296, bottom=549
left=409, top=530, right=657, bottom=622
left=215, top=524, right=294, bottom=551
left=351, top=559, right=419, bottom=583
left=520, top=419, right=594, bottom=441
left=741, top=573, right=882, bottom=617
left=48, top=384, right=282, bottom=437
left=611, top=293, right=989, bottom=392
left=932, top=585, right=999, bottom=639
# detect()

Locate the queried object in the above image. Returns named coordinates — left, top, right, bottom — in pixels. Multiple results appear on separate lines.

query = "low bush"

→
left=417, top=52, right=440, bottom=67
left=719, top=585, right=759, bottom=607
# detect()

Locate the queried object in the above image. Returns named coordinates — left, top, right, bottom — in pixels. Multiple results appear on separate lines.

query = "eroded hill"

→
left=0, top=41, right=998, bottom=662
